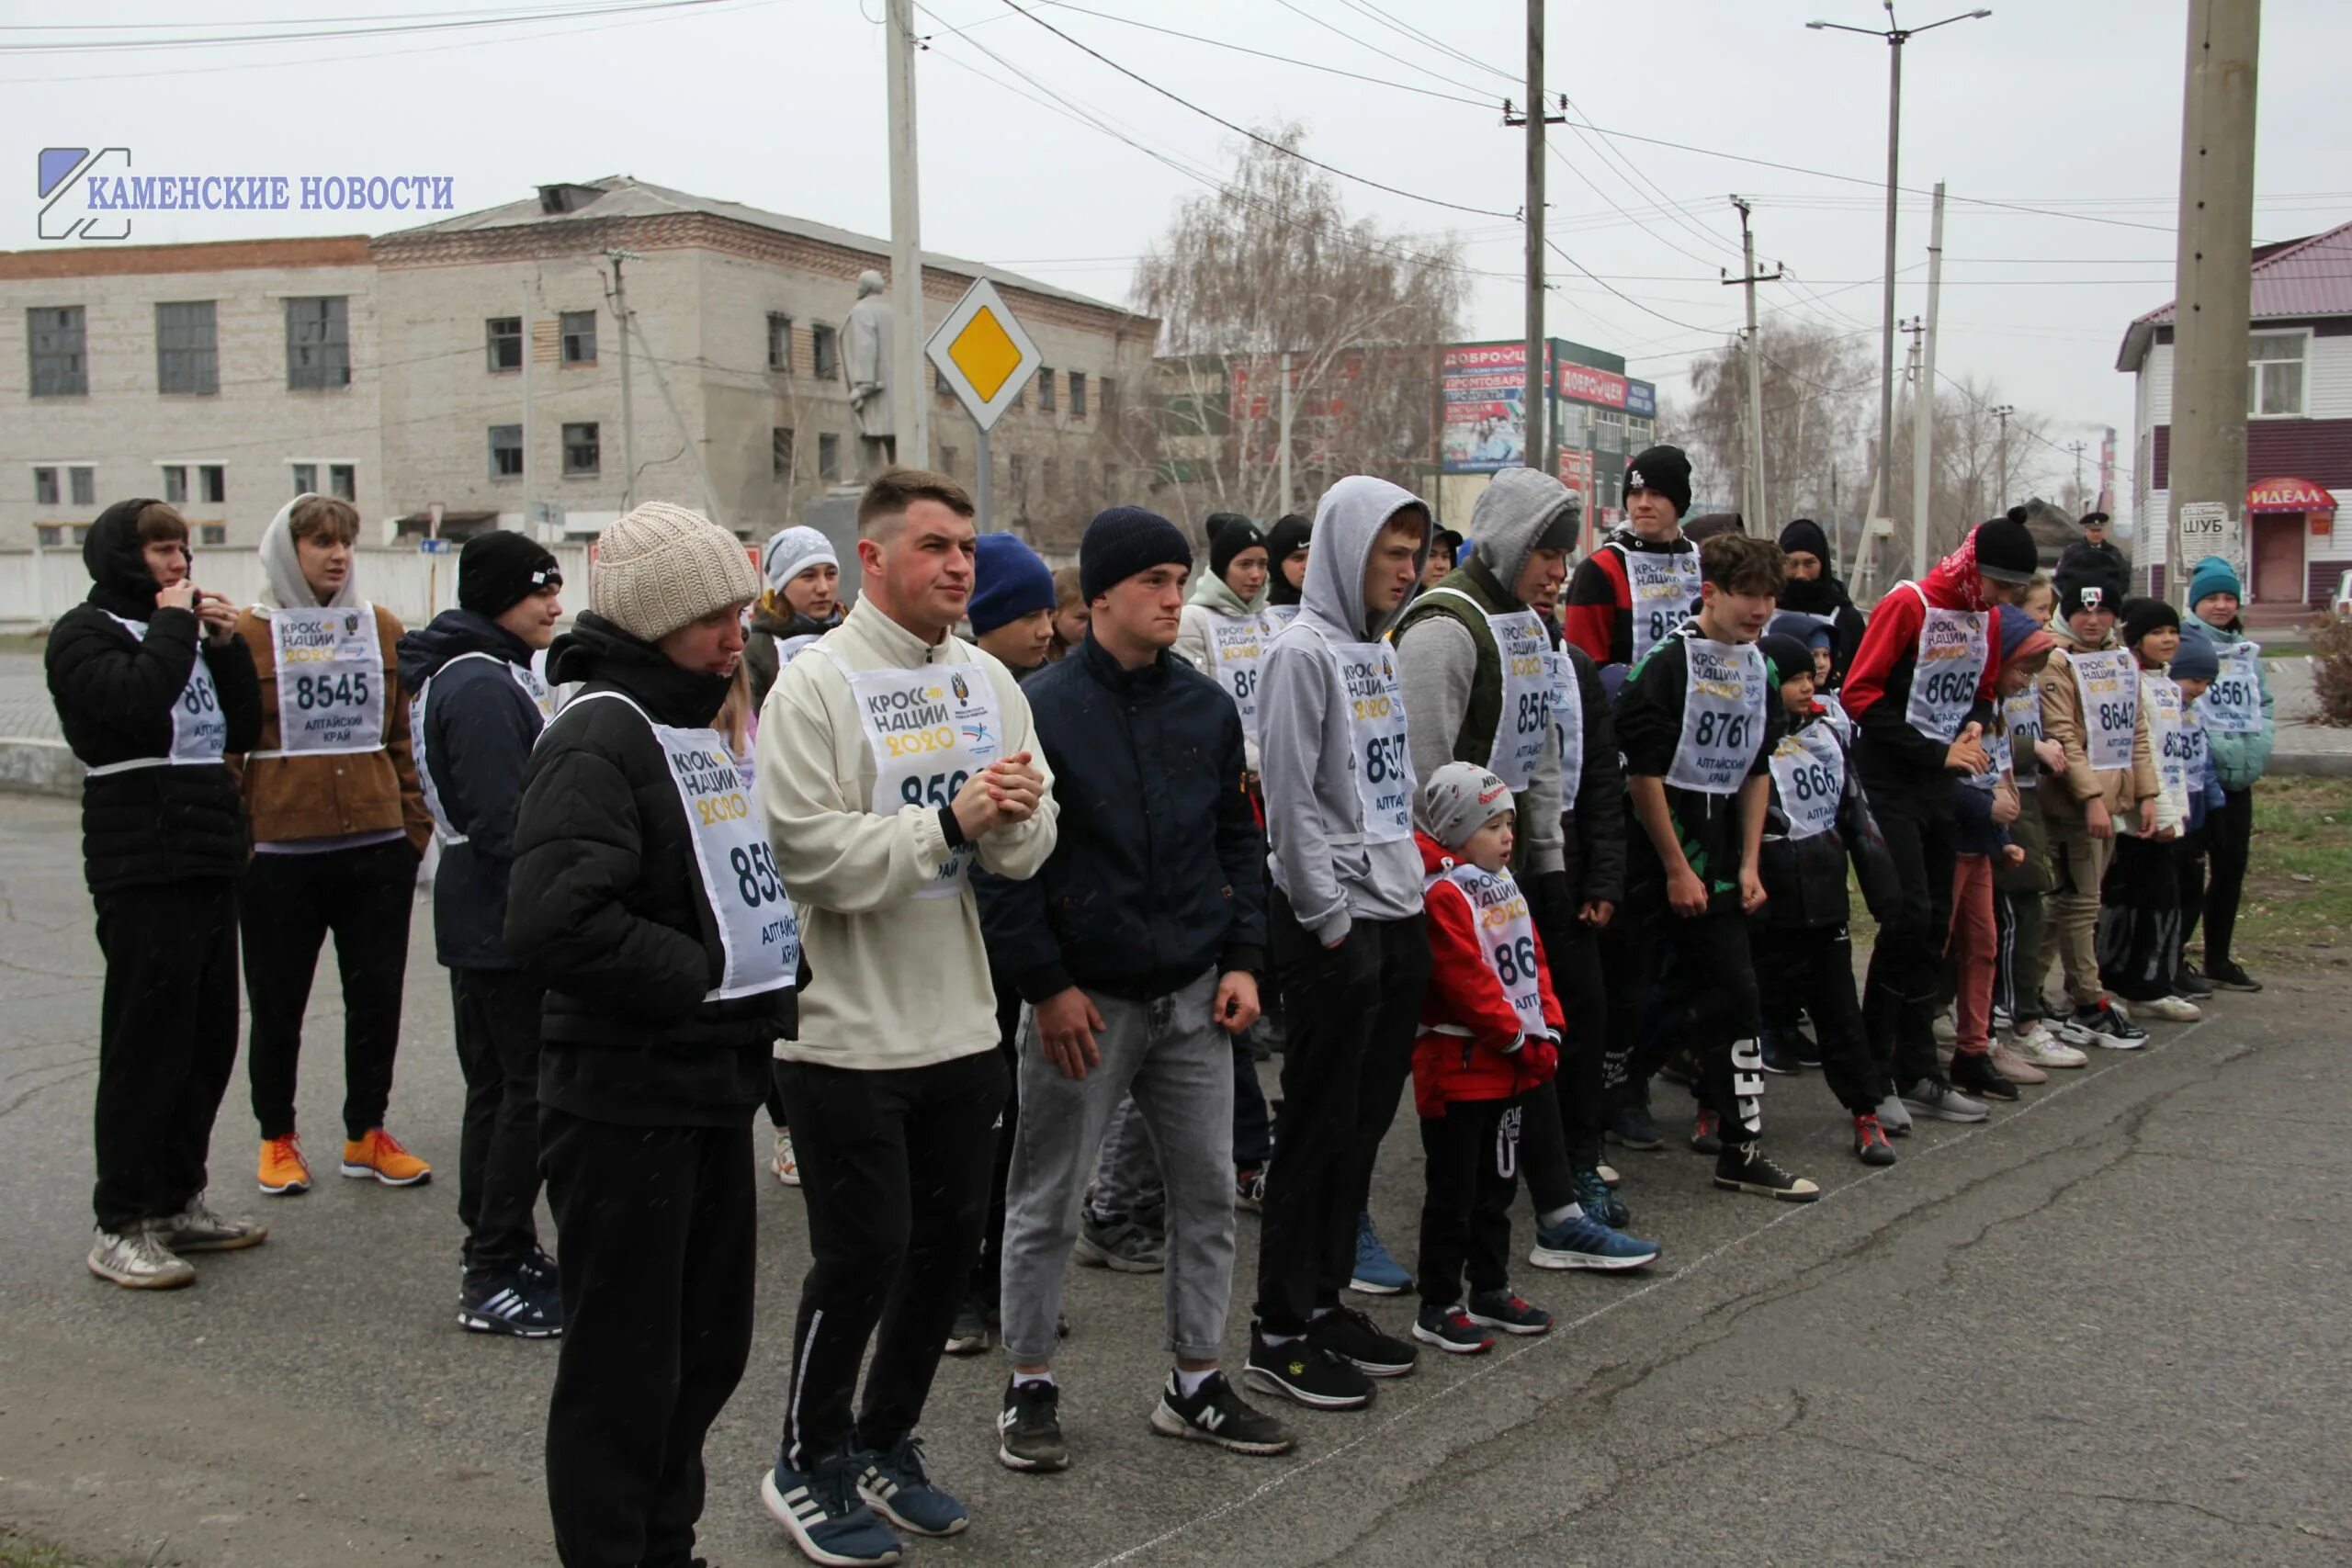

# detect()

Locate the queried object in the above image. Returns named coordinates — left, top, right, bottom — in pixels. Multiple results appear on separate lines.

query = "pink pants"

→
left=1949, top=853, right=1997, bottom=1055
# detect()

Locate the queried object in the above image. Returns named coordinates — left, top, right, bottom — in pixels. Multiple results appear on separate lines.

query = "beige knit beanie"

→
left=592, top=501, right=760, bottom=643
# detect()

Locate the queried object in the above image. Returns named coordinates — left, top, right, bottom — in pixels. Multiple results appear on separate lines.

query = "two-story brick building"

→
left=2118, top=219, right=2351, bottom=615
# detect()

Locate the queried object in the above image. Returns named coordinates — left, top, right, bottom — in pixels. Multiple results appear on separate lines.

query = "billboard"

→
left=1555, top=359, right=1656, bottom=419
left=1441, top=342, right=1540, bottom=474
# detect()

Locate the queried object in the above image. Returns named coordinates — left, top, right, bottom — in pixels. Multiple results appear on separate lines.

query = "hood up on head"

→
left=82, top=498, right=171, bottom=614
left=1300, top=476, right=1429, bottom=640
left=257, top=494, right=360, bottom=612
left=1465, top=468, right=1578, bottom=606
left=1263, top=513, right=1313, bottom=606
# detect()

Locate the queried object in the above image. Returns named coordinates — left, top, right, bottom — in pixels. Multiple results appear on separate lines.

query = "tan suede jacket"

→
left=231, top=603, right=430, bottom=853
left=2035, top=621, right=2156, bottom=825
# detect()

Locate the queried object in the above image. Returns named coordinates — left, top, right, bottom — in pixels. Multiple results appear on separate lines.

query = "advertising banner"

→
left=1442, top=343, right=1536, bottom=473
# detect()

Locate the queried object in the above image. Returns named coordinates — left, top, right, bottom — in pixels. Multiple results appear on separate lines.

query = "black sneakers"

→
left=1242, top=1325, right=1373, bottom=1410
left=1853, top=1113, right=1897, bottom=1167
left=996, top=1378, right=1069, bottom=1472
left=1308, top=1304, right=1418, bottom=1378
left=1713, top=1142, right=1822, bottom=1202
left=1950, top=1049, right=2021, bottom=1102
left=2205, top=958, right=2262, bottom=993
left=1688, top=1107, right=1722, bottom=1155
left=1608, top=1104, right=1666, bottom=1152
left=1148, top=1371, right=1296, bottom=1455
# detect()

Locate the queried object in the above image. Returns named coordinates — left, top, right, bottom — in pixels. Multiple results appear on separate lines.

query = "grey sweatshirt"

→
left=1395, top=467, right=1570, bottom=875
left=1261, top=474, right=1430, bottom=942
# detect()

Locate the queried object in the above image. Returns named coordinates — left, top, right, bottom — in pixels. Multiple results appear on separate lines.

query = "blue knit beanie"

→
left=2169, top=631, right=2221, bottom=683
left=2187, top=554, right=2243, bottom=609
left=968, top=532, right=1057, bottom=635
left=1080, top=505, right=1193, bottom=603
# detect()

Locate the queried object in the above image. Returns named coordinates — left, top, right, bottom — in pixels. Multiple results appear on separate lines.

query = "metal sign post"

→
left=923, top=277, right=1041, bottom=533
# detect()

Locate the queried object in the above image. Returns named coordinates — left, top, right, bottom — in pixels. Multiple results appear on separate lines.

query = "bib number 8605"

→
left=1917, top=668, right=1975, bottom=707
left=899, top=769, right=972, bottom=810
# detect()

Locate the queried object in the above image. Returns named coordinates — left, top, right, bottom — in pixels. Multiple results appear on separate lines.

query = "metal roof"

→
left=2116, top=219, right=2352, bottom=370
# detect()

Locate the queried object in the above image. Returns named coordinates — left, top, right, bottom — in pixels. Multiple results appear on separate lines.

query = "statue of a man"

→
left=841, top=269, right=896, bottom=476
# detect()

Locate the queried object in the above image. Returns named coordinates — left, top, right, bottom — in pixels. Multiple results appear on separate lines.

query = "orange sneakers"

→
left=340, top=1127, right=433, bottom=1188
left=258, top=1134, right=311, bottom=1196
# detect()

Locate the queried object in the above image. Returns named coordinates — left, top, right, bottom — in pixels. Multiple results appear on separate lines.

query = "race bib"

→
left=2182, top=707, right=2210, bottom=795
left=2199, top=640, right=2263, bottom=735
left=1768, top=723, right=1845, bottom=840
left=2145, top=672, right=2188, bottom=800
left=1624, top=547, right=1702, bottom=667
left=412, top=653, right=552, bottom=845
left=268, top=604, right=385, bottom=756
left=95, top=612, right=226, bottom=770
left=1666, top=637, right=1768, bottom=795
left=1200, top=610, right=1273, bottom=739
left=832, top=654, right=1004, bottom=899
left=1263, top=604, right=1300, bottom=630
left=1545, top=650, right=1584, bottom=806
left=1419, top=590, right=1550, bottom=790
left=1334, top=637, right=1414, bottom=844
left=1430, top=862, right=1548, bottom=1037
left=1965, top=725, right=2014, bottom=795
left=2070, top=649, right=2138, bottom=773
left=1816, top=690, right=1853, bottom=743
left=775, top=632, right=824, bottom=668
left=1899, top=585, right=1988, bottom=742
left=2003, top=686, right=2045, bottom=789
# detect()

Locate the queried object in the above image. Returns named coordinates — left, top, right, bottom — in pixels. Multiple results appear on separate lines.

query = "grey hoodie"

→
left=1261, top=474, right=1430, bottom=942
left=1395, top=467, right=1571, bottom=875
left=257, top=493, right=361, bottom=612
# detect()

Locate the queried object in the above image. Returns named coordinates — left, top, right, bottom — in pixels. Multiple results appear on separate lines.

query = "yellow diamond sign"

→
left=948, top=308, right=1022, bottom=404
left=924, top=276, right=1041, bottom=434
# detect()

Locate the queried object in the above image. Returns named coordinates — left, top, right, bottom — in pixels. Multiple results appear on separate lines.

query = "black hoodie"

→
left=44, top=499, right=263, bottom=894
left=504, top=613, right=798, bottom=1126
left=1264, top=513, right=1312, bottom=608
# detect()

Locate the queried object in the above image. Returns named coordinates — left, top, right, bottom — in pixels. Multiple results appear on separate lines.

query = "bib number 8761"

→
left=899, top=769, right=973, bottom=810
left=1693, top=711, right=1751, bottom=750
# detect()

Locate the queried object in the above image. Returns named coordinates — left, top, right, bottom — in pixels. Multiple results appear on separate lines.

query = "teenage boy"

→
left=1610, top=533, right=1815, bottom=1200
left=232, top=494, right=433, bottom=1197
left=50, top=499, right=266, bottom=1288
left=2036, top=569, right=2155, bottom=1050
left=504, top=502, right=798, bottom=1568
left=400, top=531, right=566, bottom=1336
left=759, top=468, right=1057, bottom=1564
left=1839, top=516, right=2041, bottom=1125
left=747, top=525, right=842, bottom=709
left=1749, top=633, right=1902, bottom=1164
left=970, top=531, right=1060, bottom=675
left=1774, top=518, right=1868, bottom=678
left=2095, top=599, right=2195, bottom=1019
left=2178, top=556, right=2272, bottom=992
left=980, top=506, right=1293, bottom=1472
left=1245, top=474, right=1432, bottom=1412
left=1560, top=445, right=1701, bottom=679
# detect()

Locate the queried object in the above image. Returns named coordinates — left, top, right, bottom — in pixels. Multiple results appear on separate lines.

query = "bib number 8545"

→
left=292, top=671, right=369, bottom=711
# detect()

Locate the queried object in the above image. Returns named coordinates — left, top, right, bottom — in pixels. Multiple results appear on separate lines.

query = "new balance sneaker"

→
left=855, top=1435, right=967, bottom=1537
left=1689, top=1107, right=1722, bottom=1156
left=153, top=1194, right=266, bottom=1253
left=1149, top=1370, right=1296, bottom=1455
left=1236, top=1165, right=1265, bottom=1213
left=258, top=1134, right=311, bottom=1196
left=2137, top=994, right=2202, bottom=1022
left=458, top=1267, right=561, bottom=1338
left=1900, top=1077, right=1990, bottom=1122
left=762, top=1453, right=902, bottom=1565
left=1873, top=1093, right=1914, bottom=1135
left=1853, top=1114, right=1897, bottom=1167
left=997, top=1378, right=1069, bottom=1472
left=773, top=1127, right=801, bottom=1187
left=1759, top=1029, right=1805, bottom=1077
left=1529, top=1212, right=1658, bottom=1271
left=1950, top=1050, right=2021, bottom=1102
left=1347, top=1212, right=1411, bottom=1295
left=1410, top=1303, right=1494, bottom=1355
left=1713, top=1143, right=1822, bottom=1202
left=2063, top=999, right=2149, bottom=1050
left=1607, top=1104, right=1665, bottom=1152
left=2173, top=965, right=2215, bottom=999
left=340, top=1126, right=432, bottom=1187
left=1310, top=1304, right=1418, bottom=1377
left=1075, top=1211, right=1164, bottom=1273
left=2205, top=958, right=2263, bottom=993
left=1571, top=1166, right=1631, bottom=1229
left=1465, top=1288, right=1554, bottom=1336
left=944, top=1300, right=990, bottom=1357
left=1987, top=1042, right=2048, bottom=1086
left=85, top=1225, right=196, bottom=1290
left=1243, top=1326, right=1373, bottom=1410
left=2008, top=1023, right=2088, bottom=1070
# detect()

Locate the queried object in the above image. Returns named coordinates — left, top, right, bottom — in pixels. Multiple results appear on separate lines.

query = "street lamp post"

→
left=1806, top=4, right=1991, bottom=581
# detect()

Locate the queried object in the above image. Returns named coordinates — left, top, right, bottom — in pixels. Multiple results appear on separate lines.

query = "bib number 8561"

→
left=899, top=769, right=972, bottom=810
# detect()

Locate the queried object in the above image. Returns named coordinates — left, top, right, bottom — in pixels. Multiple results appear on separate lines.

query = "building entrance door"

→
left=2252, top=514, right=2305, bottom=606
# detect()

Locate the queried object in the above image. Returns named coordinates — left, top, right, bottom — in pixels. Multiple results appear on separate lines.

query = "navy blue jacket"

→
left=977, top=634, right=1266, bottom=1003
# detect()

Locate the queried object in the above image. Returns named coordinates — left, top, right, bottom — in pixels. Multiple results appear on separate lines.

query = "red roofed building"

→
left=2117, top=220, right=2352, bottom=615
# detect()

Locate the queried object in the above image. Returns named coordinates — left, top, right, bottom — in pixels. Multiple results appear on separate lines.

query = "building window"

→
left=28, top=306, right=87, bottom=397
left=292, top=463, right=318, bottom=495
left=33, top=467, right=59, bottom=506
left=36, top=525, right=76, bottom=547
left=768, top=313, right=794, bottom=372
left=199, top=524, right=228, bottom=546
left=487, top=316, right=523, bottom=372
left=490, top=424, right=524, bottom=479
left=563, top=423, right=600, bottom=477
left=1038, top=368, right=1057, bottom=412
left=811, top=323, right=838, bottom=380
left=162, top=464, right=189, bottom=504
left=560, top=310, right=597, bottom=366
left=156, top=301, right=218, bottom=395
left=69, top=466, right=96, bottom=507
left=200, top=464, right=226, bottom=504
left=2248, top=332, right=2306, bottom=418
left=817, top=433, right=841, bottom=482
left=330, top=464, right=356, bottom=501
left=1069, top=371, right=1087, bottom=418
left=285, top=297, right=351, bottom=389
left=772, top=427, right=796, bottom=479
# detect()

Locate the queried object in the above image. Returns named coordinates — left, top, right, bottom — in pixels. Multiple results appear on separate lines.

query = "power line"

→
left=1270, top=0, right=1498, bottom=100
left=0, top=0, right=729, bottom=53
left=1544, top=237, right=1729, bottom=337
left=1335, top=0, right=1516, bottom=86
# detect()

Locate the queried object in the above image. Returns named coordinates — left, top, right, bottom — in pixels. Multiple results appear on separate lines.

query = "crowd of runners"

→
left=45, top=450, right=2276, bottom=1566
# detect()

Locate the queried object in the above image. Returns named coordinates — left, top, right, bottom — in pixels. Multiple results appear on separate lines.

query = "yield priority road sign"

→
left=925, top=277, right=1041, bottom=434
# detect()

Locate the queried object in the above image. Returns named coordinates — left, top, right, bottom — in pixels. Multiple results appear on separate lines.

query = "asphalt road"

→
left=0, top=788, right=2346, bottom=1567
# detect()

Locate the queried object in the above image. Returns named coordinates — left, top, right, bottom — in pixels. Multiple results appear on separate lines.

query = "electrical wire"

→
left=0, top=0, right=730, bottom=53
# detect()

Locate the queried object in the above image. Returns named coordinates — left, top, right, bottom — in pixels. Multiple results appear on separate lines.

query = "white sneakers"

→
left=2007, top=1022, right=2088, bottom=1070
left=772, top=1128, right=801, bottom=1187
left=2137, top=995, right=2203, bottom=1022
left=86, top=1226, right=197, bottom=1290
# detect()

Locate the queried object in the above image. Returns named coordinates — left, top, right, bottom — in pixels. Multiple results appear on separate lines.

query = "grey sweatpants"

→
left=1000, top=969, right=1238, bottom=1366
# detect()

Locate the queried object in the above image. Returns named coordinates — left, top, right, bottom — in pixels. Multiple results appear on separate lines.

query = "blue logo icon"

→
left=39, top=147, right=132, bottom=242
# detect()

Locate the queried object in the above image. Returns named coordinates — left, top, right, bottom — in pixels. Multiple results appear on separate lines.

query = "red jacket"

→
left=1839, top=532, right=2003, bottom=778
left=1412, top=830, right=1564, bottom=1118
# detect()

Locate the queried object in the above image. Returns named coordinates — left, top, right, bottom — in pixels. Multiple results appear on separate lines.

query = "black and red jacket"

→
left=1841, top=535, right=2001, bottom=791
left=1411, top=831, right=1564, bottom=1118
left=1559, top=529, right=1698, bottom=668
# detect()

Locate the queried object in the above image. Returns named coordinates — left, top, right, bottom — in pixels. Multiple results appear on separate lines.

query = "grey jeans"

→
left=1001, top=969, right=1238, bottom=1365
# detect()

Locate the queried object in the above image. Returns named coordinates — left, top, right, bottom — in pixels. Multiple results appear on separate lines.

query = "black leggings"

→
left=1418, top=1094, right=1525, bottom=1309
left=2201, top=786, right=2254, bottom=966
left=1755, top=924, right=1884, bottom=1117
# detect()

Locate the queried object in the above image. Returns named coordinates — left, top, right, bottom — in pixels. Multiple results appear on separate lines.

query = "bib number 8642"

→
left=899, top=769, right=972, bottom=810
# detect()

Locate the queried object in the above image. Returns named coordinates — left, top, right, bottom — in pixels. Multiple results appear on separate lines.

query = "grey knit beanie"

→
left=1419, top=761, right=1515, bottom=849
left=593, top=501, right=760, bottom=643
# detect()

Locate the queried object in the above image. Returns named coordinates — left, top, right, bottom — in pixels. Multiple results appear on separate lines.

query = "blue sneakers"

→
left=855, top=1434, right=967, bottom=1538
left=762, top=1451, right=902, bottom=1566
left=1571, top=1165, right=1632, bottom=1229
left=1348, top=1211, right=1412, bottom=1295
left=1528, top=1212, right=1660, bottom=1272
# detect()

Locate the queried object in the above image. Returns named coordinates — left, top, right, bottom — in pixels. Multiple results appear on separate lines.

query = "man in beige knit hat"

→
left=505, top=500, right=806, bottom=1568
left=757, top=468, right=1057, bottom=1565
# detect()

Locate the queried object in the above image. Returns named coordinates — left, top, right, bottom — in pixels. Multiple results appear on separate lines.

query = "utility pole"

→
left=2168, top=0, right=2259, bottom=607
left=607, top=250, right=639, bottom=512
left=1911, top=178, right=1945, bottom=578
left=886, top=0, right=929, bottom=468
left=2068, top=439, right=2088, bottom=510
left=1505, top=7, right=1564, bottom=478
left=1278, top=350, right=1294, bottom=518
left=1723, top=196, right=1784, bottom=528
left=519, top=286, right=535, bottom=536
left=1992, top=402, right=2016, bottom=511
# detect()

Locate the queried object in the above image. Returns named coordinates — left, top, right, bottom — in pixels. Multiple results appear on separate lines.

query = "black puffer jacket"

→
left=505, top=613, right=798, bottom=1126
left=45, top=499, right=263, bottom=895
left=1555, top=637, right=1627, bottom=908
left=397, top=608, right=546, bottom=970
left=743, top=602, right=839, bottom=711
left=1754, top=707, right=1899, bottom=931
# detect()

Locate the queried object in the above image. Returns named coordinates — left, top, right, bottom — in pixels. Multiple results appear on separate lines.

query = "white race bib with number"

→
left=1430, top=862, right=1547, bottom=1037
left=1545, top=650, right=1584, bottom=806
left=1200, top=610, right=1274, bottom=739
left=1332, top=636, right=1413, bottom=844
left=1419, top=590, right=1550, bottom=790
left=2071, top=649, right=2139, bottom=773
left=1899, top=585, right=1989, bottom=742
left=412, top=653, right=551, bottom=845
left=95, top=612, right=225, bottom=771
left=1965, top=726, right=2013, bottom=795
left=833, top=655, right=1005, bottom=899
left=268, top=603, right=384, bottom=756
left=1666, top=637, right=1769, bottom=795
left=2144, top=672, right=2188, bottom=800
left=1817, top=690, right=1853, bottom=742
left=1263, top=604, right=1300, bottom=630
left=2199, top=640, right=2263, bottom=735
left=2003, top=687, right=2044, bottom=789
left=1768, top=723, right=1845, bottom=840
left=1624, top=547, right=1702, bottom=667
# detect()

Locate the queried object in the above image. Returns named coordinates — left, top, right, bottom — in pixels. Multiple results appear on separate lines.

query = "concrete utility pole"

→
left=607, top=250, right=638, bottom=512
left=2167, top=0, right=2260, bottom=607
left=1724, top=196, right=1783, bottom=528
left=1506, top=2, right=1564, bottom=478
left=2068, top=439, right=2088, bottom=508
left=887, top=0, right=929, bottom=468
left=1992, top=402, right=2016, bottom=510
left=1911, top=179, right=1945, bottom=578
left=1278, top=350, right=1294, bottom=518
left=519, top=287, right=534, bottom=536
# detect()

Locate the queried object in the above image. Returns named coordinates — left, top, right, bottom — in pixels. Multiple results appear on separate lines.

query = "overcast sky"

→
left=7, top=0, right=2347, bottom=528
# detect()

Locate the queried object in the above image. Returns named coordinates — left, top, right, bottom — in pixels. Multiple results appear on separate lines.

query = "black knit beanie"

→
left=1205, top=513, right=1266, bottom=585
left=459, top=530, right=562, bottom=617
left=1623, top=445, right=1692, bottom=519
left=2120, top=595, right=2181, bottom=649
left=1972, top=509, right=2040, bottom=583
left=1080, top=505, right=1194, bottom=603
left=2055, top=567, right=2122, bottom=621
